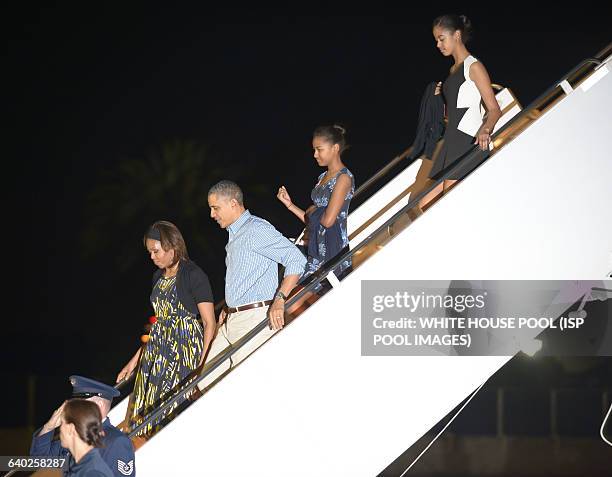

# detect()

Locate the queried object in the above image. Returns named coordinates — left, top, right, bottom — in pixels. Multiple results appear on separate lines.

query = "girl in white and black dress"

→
left=420, top=14, right=502, bottom=209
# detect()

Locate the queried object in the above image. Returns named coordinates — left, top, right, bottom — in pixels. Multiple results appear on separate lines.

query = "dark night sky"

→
left=5, top=5, right=610, bottom=424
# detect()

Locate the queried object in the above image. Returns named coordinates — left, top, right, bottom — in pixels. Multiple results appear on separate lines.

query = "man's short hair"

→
left=208, top=180, right=244, bottom=206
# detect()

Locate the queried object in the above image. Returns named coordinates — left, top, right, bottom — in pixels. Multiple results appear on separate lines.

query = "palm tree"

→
left=80, top=139, right=246, bottom=272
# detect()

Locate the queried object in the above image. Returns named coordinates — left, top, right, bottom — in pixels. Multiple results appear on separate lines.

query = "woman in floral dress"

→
left=116, top=221, right=216, bottom=433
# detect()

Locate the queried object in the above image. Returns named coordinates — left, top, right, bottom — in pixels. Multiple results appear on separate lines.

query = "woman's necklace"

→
left=164, top=263, right=179, bottom=278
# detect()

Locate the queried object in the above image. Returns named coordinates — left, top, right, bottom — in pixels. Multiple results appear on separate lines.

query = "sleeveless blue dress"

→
left=304, top=167, right=355, bottom=277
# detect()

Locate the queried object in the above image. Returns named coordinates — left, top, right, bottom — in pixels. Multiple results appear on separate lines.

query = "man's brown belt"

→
left=225, top=300, right=273, bottom=314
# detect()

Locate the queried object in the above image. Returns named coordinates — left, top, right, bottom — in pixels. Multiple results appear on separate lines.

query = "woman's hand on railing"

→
left=116, top=362, right=136, bottom=383
left=277, top=186, right=293, bottom=209
left=116, top=349, right=141, bottom=383
left=475, top=127, right=493, bottom=151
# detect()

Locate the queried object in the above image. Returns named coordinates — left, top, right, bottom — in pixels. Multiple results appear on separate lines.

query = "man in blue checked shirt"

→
left=198, top=180, right=306, bottom=390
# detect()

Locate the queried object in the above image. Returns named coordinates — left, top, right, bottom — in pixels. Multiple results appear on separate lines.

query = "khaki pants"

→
left=197, top=305, right=277, bottom=391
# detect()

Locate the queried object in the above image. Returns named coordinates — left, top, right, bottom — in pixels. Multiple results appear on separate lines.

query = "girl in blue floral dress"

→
left=277, top=125, right=355, bottom=278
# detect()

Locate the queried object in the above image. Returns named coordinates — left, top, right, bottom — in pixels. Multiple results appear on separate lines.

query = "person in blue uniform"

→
left=30, top=375, right=136, bottom=477
left=59, top=399, right=113, bottom=476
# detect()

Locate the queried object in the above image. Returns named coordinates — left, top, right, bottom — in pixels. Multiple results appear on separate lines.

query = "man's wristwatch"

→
left=274, top=290, right=287, bottom=301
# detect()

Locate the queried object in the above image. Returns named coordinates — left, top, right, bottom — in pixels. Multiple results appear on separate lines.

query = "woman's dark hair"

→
left=143, top=220, right=189, bottom=266
left=313, top=124, right=349, bottom=154
left=433, top=14, right=473, bottom=44
left=63, top=399, right=104, bottom=447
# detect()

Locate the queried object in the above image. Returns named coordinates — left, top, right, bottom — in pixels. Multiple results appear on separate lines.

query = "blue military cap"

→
left=69, top=375, right=120, bottom=401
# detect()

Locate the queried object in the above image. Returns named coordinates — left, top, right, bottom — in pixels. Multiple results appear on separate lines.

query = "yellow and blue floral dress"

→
left=131, top=274, right=204, bottom=433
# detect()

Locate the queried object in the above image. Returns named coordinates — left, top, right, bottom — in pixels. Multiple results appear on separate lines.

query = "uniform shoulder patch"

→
left=117, top=459, right=134, bottom=475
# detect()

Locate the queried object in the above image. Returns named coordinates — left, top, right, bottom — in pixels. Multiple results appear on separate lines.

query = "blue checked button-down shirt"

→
left=225, top=210, right=306, bottom=308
